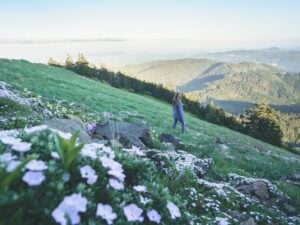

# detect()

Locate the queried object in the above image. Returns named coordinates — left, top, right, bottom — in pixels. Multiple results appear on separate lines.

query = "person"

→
left=172, top=92, right=185, bottom=133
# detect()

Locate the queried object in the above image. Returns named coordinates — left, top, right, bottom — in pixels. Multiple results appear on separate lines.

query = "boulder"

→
left=282, top=202, right=297, bottom=216
left=241, top=217, right=257, bottom=225
left=43, top=118, right=92, bottom=143
left=159, top=133, right=185, bottom=150
left=92, top=120, right=151, bottom=149
left=237, top=181, right=270, bottom=200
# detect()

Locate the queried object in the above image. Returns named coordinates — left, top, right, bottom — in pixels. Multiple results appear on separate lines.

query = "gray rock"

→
left=241, top=217, right=257, bottom=225
left=159, top=133, right=185, bottom=150
left=282, top=202, right=297, bottom=216
left=228, top=210, right=243, bottom=220
left=93, top=120, right=151, bottom=149
left=237, top=181, right=270, bottom=200
left=43, top=118, right=91, bottom=143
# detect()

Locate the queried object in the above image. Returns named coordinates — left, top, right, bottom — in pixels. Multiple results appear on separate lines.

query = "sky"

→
left=0, top=0, right=300, bottom=65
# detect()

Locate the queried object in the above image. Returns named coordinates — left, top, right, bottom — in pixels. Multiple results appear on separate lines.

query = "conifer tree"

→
left=243, top=102, right=283, bottom=146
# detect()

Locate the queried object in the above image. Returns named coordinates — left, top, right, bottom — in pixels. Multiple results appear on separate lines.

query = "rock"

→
left=43, top=118, right=92, bottom=143
left=252, top=181, right=270, bottom=200
left=241, top=217, right=257, bottom=225
left=237, top=181, right=270, bottom=200
left=159, top=133, right=185, bottom=150
left=282, top=202, right=297, bottom=216
left=228, top=210, right=243, bottom=220
left=92, top=120, right=151, bottom=149
left=109, top=139, right=123, bottom=148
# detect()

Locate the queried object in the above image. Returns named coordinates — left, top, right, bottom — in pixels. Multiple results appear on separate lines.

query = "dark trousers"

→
left=173, top=118, right=185, bottom=133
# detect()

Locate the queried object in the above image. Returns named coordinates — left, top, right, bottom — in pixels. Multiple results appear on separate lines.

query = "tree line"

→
left=48, top=54, right=288, bottom=148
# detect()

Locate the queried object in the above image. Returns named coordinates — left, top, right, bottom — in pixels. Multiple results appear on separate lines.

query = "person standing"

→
left=172, top=92, right=185, bottom=133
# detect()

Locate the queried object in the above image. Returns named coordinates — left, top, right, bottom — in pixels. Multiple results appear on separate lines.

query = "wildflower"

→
left=109, top=178, right=124, bottom=190
left=167, top=202, right=181, bottom=219
left=123, top=146, right=145, bottom=156
left=11, top=142, right=32, bottom=152
left=26, top=159, right=48, bottom=171
left=133, top=185, right=147, bottom=193
left=52, top=193, right=87, bottom=225
left=215, top=217, right=229, bottom=225
left=96, top=203, right=117, bottom=225
left=0, top=136, right=21, bottom=145
left=63, top=173, right=70, bottom=182
left=147, top=209, right=161, bottom=224
left=24, top=125, right=48, bottom=134
left=0, top=152, right=16, bottom=162
left=140, top=196, right=150, bottom=205
left=123, top=204, right=144, bottom=222
left=50, top=129, right=72, bottom=139
left=80, top=165, right=98, bottom=185
left=107, top=168, right=125, bottom=181
left=51, top=151, right=60, bottom=159
left=22, top=171, right=45, bottom=186
left=100, top=157, right=122, bottom=171
left=80, top=144, right=98, bottom=159
left=6, top=160, right=21, bottom=172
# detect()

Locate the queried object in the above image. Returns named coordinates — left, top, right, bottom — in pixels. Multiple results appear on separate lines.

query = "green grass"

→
left=1, top=58, right=300, bottom=201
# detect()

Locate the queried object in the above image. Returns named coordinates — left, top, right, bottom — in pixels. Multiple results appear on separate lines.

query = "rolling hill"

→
left=200, top=48, right=300, bottom=73
left=116, top=58, right=300, bottom=106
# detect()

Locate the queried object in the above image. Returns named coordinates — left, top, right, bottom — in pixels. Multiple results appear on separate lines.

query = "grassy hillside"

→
left=1, top=58, right=300, bottom=224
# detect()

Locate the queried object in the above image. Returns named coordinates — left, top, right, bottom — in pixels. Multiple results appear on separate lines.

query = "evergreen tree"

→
left=48, top=58, right=61, bottom=67
left=243, top=102, right=283, bottom=146
left=76, top=53, right=89, bottom=65
left=65, top=54, right=74, bottom=67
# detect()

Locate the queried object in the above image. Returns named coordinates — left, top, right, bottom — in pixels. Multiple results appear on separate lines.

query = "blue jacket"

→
left=173, top=100, right=185, bottom=122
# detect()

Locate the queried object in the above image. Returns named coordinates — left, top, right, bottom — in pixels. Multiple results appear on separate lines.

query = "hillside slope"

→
left=1, top=59, right=300, bottom=224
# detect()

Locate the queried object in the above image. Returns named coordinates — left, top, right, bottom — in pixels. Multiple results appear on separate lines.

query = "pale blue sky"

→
left=1, top=0, right=300, bottom=45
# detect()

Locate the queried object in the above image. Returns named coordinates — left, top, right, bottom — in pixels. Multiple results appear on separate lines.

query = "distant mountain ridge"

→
left=116, top=58, right=300, bottom=106
left=200, top=48, right=300, bottom=73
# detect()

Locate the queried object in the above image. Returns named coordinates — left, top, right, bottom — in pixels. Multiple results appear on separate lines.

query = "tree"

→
left=48, top=58, right=61, bottom=67
left=64, top=54, right=74, bottom=67
left=76, top=53, right=89, bottom=65
left=243, top=102, right=283, bottom=146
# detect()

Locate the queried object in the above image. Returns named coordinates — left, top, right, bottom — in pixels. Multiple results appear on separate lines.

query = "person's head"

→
left=173, top=92, right=181, bottom=104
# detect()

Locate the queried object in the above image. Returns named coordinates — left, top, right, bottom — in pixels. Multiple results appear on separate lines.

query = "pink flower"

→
left=133, top=185, right=147, bottom=192
left=109, top=178, right=124, bottom=190
left=22, top=171, right=45, bottom=186
left=167, top=202, right=181, bottom=219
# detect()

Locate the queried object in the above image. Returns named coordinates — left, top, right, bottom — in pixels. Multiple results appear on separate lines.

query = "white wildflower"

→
left=11, top=142, right=32, bottom=152
left=51, top=151, right=60, bottom=159
left=63, top=173, right=70, bottom=182
left=133, top=185, right=147, bottom=193
left=107, top=168, right=125, bottom=181
left=123, top=204, right=144, bottom=222
left=109, top=178, right=124, bottom=190
left=6, top=160, right=21, bottom=172
left=167, top=202, right=181, bottom=219
left=80, top=165, right=98, bottom=185
left=147, top=209, right=161, bottom=224
left=96, top=203, right=117, bottom=225
left=216, top=217, right=229, bottom=225
left=24, top=125, right=48, bottom=134
left=22, top=171, right=45, bottom=186
left=123, top=146, right=145, bottom=156
left=52, top=193, right=87, bottom=225
left=26, top=159, right=48, bottom=171
left=0, top=152, right=16, bottom=162
left=0, top=136, right=21, bottom=145
left=140, top=196, right=150, bottom=205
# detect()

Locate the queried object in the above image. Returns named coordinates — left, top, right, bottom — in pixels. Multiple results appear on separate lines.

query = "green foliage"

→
left=54, top=131, right=84, bottom=171
left=0, top=156, right=33, bottom=194
left=242, top=102, right=283, bottom=146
